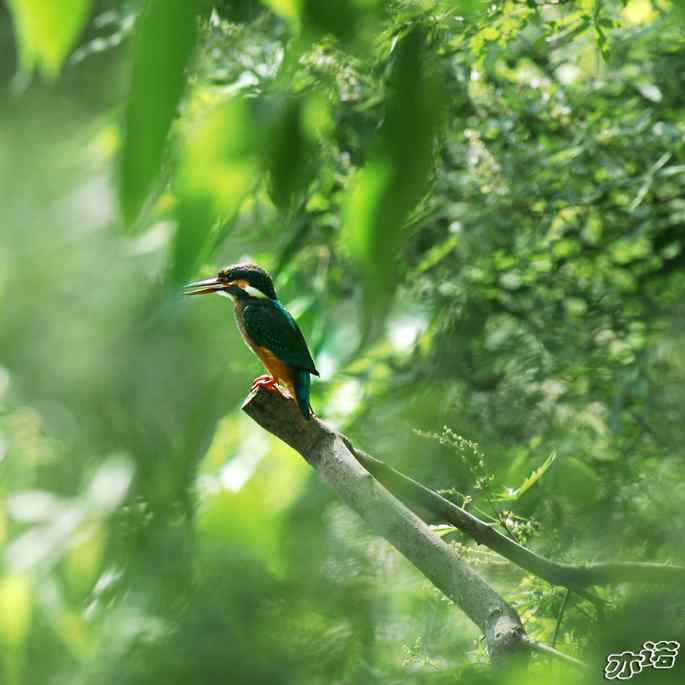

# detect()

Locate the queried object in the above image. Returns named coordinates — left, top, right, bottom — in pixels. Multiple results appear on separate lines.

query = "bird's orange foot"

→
left=251, top=375, right=294, bottom=400
left=251, top=375, right=279, bottom=393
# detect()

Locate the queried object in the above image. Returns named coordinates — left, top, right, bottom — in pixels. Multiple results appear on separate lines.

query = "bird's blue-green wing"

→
left=242, top=302, right=319, bottom=375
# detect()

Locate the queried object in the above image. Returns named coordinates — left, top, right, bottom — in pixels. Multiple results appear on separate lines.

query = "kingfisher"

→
left=184, top=263, right=319, bottom=419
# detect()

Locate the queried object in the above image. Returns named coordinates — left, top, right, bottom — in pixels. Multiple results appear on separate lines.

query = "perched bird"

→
left=184, top=263, right=319, bottom=419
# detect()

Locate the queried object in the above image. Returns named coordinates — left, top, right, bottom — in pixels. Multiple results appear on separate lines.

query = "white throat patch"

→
left=244, top=285, right=269, bottom=299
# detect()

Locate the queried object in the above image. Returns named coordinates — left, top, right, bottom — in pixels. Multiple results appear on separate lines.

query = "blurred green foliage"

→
left=120, top=0, right=201, bottom=226
left=1, top=0, right=685, bottom=683
left=6, top=0, right=91, bottom=78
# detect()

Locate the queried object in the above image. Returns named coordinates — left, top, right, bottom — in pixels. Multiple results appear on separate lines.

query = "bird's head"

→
left=184, top=263, right=278, bottom=301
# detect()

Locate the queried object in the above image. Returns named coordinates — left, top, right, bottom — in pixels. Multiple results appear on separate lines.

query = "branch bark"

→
left=243, top=388, right=569, bottom=665
left=342, top=445, right=685, bottom=591
left=243, top=387, right=527, bottom=662
left=241, top=386, right=682, bottom=670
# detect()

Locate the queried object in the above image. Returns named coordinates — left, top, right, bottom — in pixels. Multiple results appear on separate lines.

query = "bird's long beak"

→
left=183, top=277, right=225, bottom=296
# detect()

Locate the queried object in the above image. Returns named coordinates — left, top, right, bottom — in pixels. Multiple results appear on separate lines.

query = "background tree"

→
left=0, top=0, right=684, bottom=683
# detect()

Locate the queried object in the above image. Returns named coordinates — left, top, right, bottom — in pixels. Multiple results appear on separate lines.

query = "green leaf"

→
left=171, top=92, right=322, bottom=285
left=120, top=0, right=201, bottom=228
left=170, top=99, right=261, bottom=286
left=494, top=453, right=557, bottom=502
left=341, top=26, right=447, bottom=333
left=301, top=0, right=384, bottom=46
left=7, top=0, right=92, bottom=78
left=266, top=96, right=313, bottom=209
left=0, top=575, right=32, bottom=648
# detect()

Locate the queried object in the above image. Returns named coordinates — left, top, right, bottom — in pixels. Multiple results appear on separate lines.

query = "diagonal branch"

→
left=243, top=387, right=526, bottom=662
left=242, top=388, right=586, bottom=668
left=340, top=443, right=685, bottom=591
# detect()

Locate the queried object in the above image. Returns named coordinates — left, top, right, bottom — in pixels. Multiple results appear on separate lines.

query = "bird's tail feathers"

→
left=294, top=369, right=312, bottom=420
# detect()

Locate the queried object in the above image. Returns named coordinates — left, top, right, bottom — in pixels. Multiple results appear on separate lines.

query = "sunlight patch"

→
left=219, top=434, right=268, bottom=492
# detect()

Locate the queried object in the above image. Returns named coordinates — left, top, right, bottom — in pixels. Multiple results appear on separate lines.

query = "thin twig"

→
left=552, top=588, right=570, bottom=648
left=526, top=639, right=589, bottom=669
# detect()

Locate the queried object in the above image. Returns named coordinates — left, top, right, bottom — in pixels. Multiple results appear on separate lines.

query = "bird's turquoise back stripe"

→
left=294, top=367, right=312, bottom=419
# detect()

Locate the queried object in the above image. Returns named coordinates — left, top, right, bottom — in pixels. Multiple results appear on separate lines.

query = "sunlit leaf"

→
left=54, top=608, right=90, bottom=657
left=0, top=575, right=32, bottom=648
left=64, top=522, right=105, bottom=599
left=7, top=0, right=91, bottom=78
left=120, top=0, right=201, bottom=227
left=622, top=0, right=657, bottom=24
left=171, top=99, right=262, bottom=286
left=263, top=0, right=302, bottom=27
left=301, top=0, right=383, bottom=45
left=343, top=159, right=395, bottom=296
left=495, top=453, right=557, bottom=502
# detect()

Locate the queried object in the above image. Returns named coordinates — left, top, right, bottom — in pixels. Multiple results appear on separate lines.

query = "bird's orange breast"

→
left=255, top=346, right=296, bottom=396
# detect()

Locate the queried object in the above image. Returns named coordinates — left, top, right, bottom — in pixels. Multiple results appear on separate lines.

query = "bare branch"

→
left=343, top=442, right=685, bottom=591
left=242, top=388, right=588, bottom=670
left=242, top=388, right=527, bottom=662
